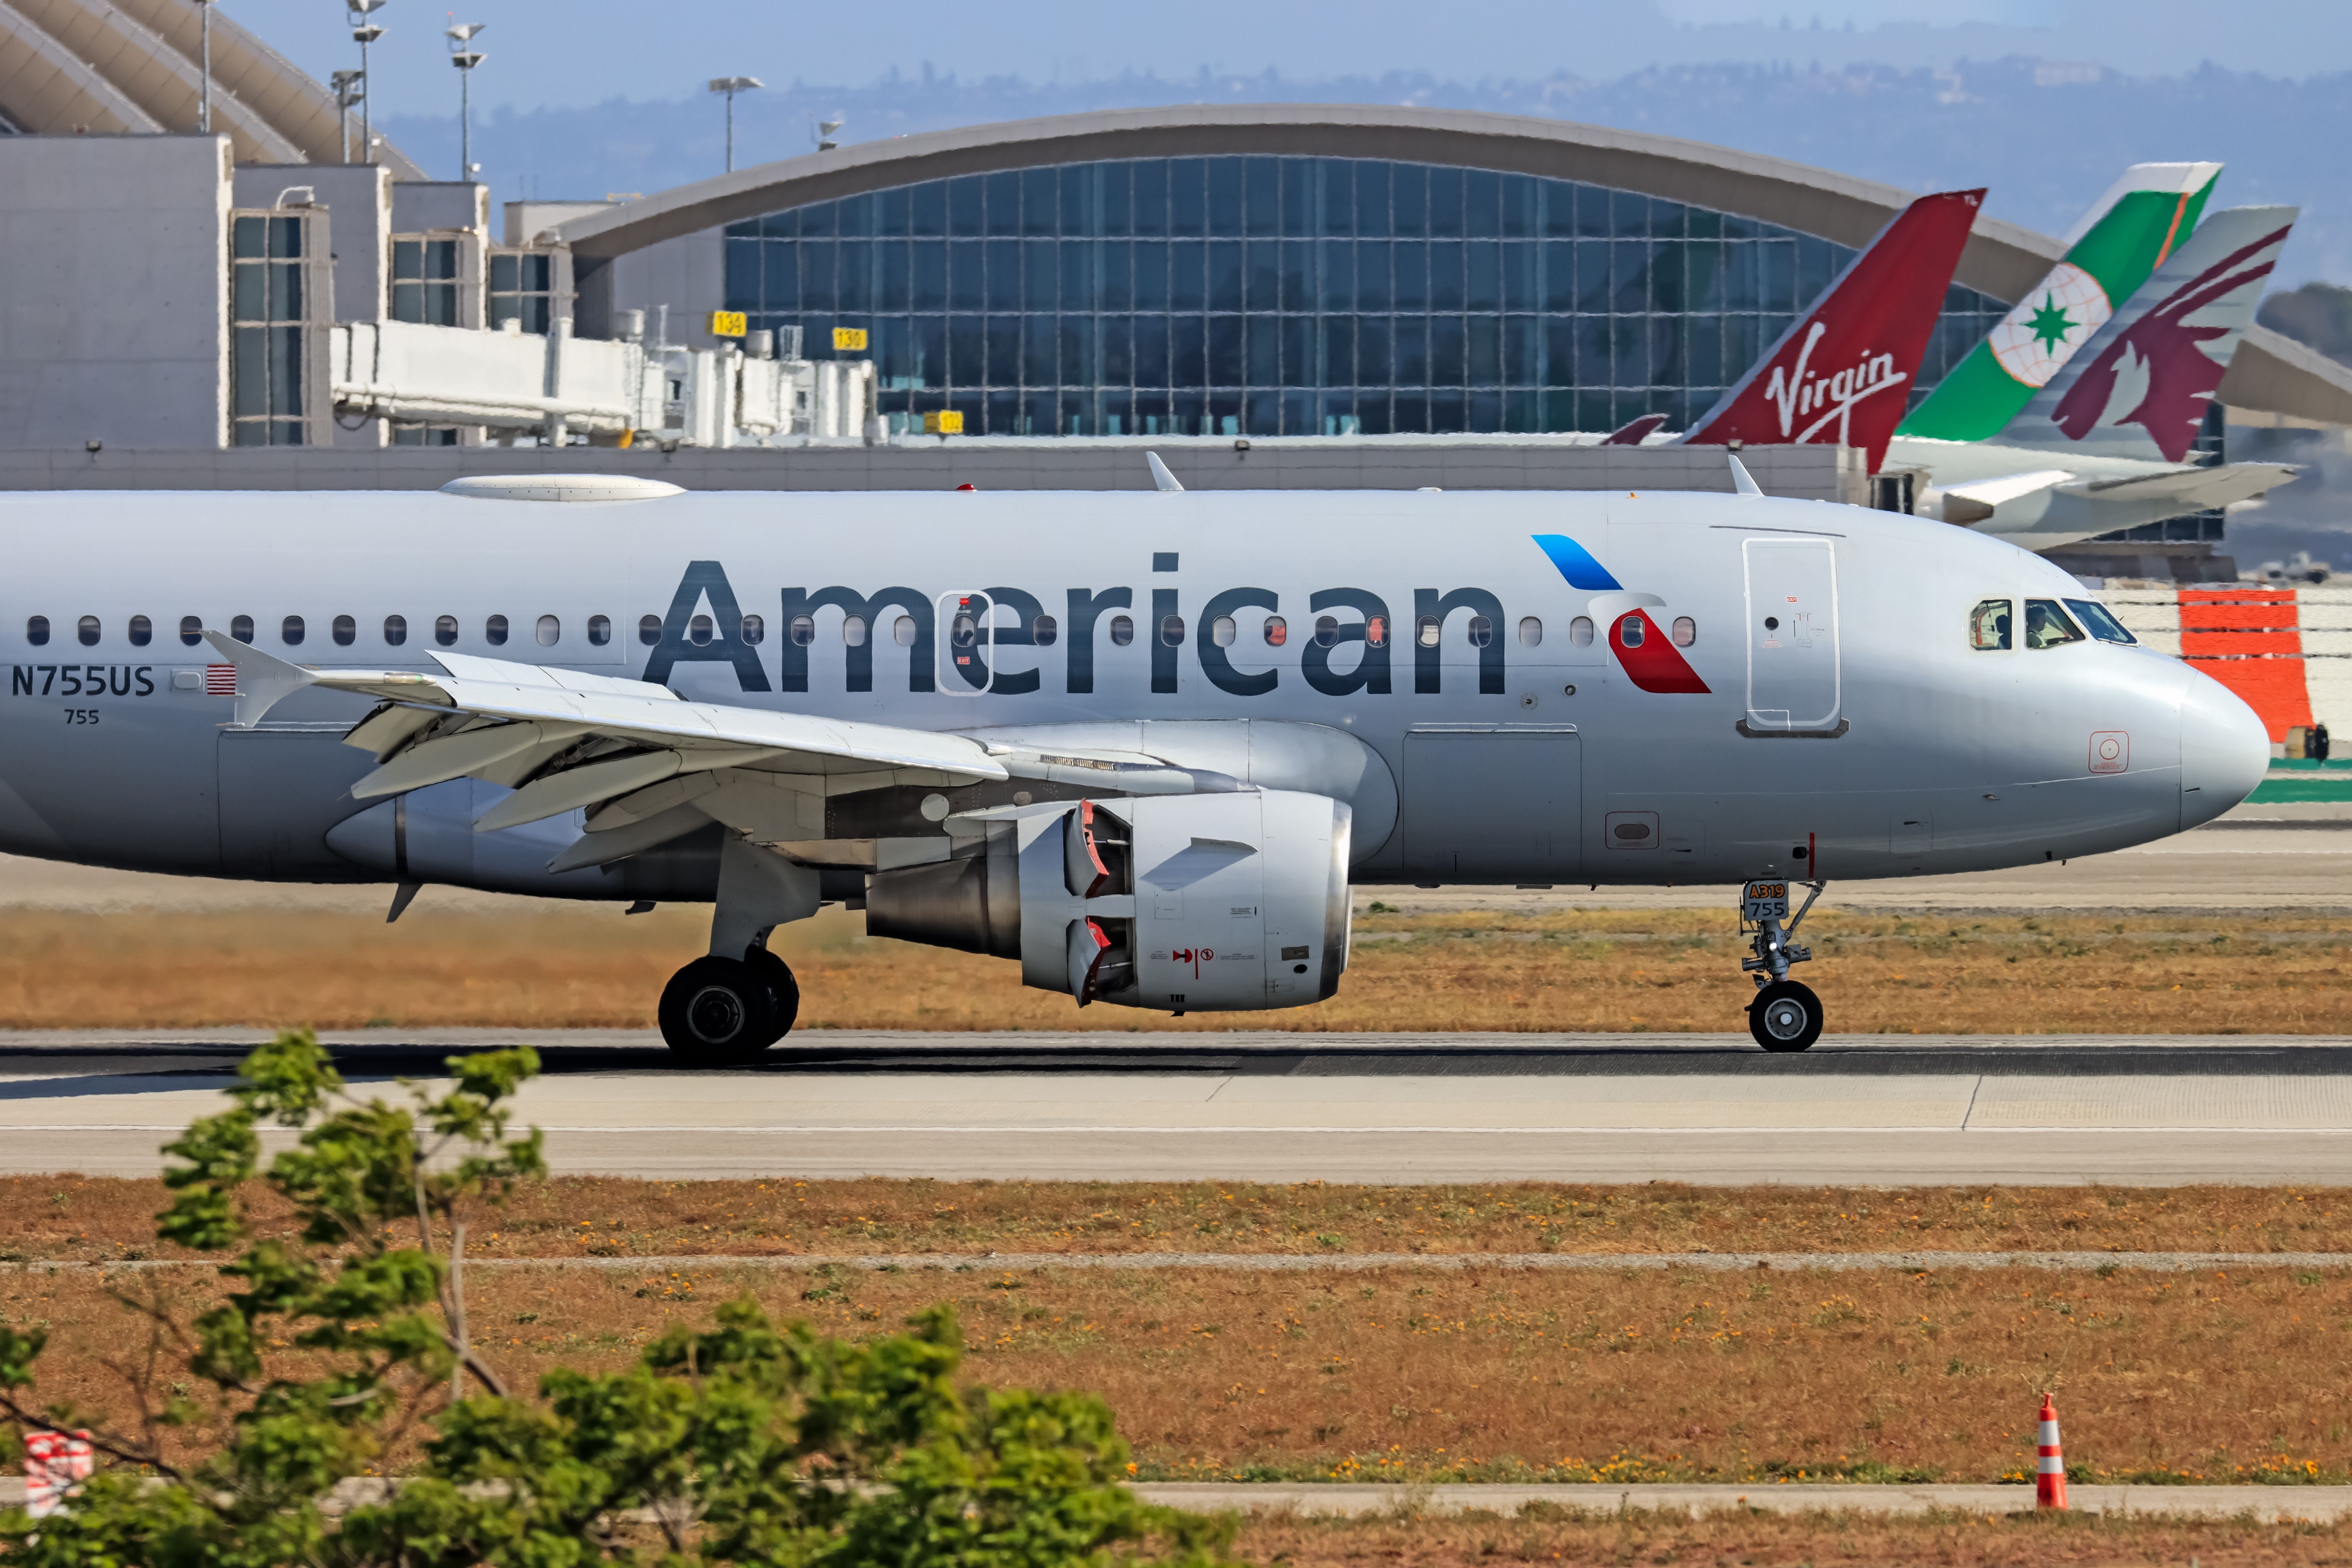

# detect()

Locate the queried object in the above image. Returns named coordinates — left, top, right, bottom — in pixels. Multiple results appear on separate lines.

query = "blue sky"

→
left=227, top=0, right=2351, bottom=119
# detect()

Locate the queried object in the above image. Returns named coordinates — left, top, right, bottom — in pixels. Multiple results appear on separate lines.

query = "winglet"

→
left=1728, top=454, right=1764, bottom=497
left=1145, top=452, right=1185, bottom=492
left=200, top=630, right=318, bottom=728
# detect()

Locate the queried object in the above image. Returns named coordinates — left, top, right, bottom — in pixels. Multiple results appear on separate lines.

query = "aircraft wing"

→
left=2067, top=461, right=2298, bottom=507
left=199, top=633, right=1008, bottom=835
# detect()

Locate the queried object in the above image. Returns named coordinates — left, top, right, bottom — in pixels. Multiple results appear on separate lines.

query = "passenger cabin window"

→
left=1569, top=615, right=1594, bottom=647
left=1263, top=615, right=1287, bottom=646
left=77, top=616, right=99, bottom=647
left=1365, top=616, right=1387, bottom=647
left=687, top=614, right=714, bottom=646
left=384, top=615, right=407, bottom=647
left=24, top=616, right=46, bottom=646
left=739, top=614, right=763, bottom=645
left=1160, top=614, right=1186, bottom=647
left=893, top=615, right=918, bottom=648
left=536, top=615, right=560, bottom=647
left=230, top=615, right=255, bottom=644
left=1033, top=614, right=1058, bottom=646
left=638, top=614, right=661, bottom=646
left=587, top=615, right=611, bottom=646
left=1465, top=615, right=1492, bottom=648
left=2065, top=599, right=2137, bottom=645
left=1313, top=615, right=1340, bottom=648
left=1415, top=616, right=1441, bottom=648
left=1619, top=615, right=1646, bottom=648
left=129, top=615, right=151, bottom=647
left=332, top=615, right=355, bottom=647
left=435, top=615, right=459, bottom=647
left=485, top=615, right=509, bottom=647
left=843, top=616, right=868, bottom=647
left=2024, top=599, right=2086, bottom=650
left=179, top=616, right=202, bottom=647
left=1211, top=615, right=1237, bottom=647
left=1518, top=616, right=1542, bottom=647
left=1672, top=616, right=1697, bottom=647
left=1108, top=614, right=1134, bottom=646
left=790, top=615, right=816, bottom=646
left=1968, top=599, right=2012, bottom=651
left=281, top=615, right=305, bottom=646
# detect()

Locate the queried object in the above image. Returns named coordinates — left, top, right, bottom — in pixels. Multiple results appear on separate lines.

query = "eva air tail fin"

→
left=1680, top=188, right=1983, bottom=473
left=1994, top=205, right=2298, bottom=463
left=1899, top=162, right=2222, bottom=442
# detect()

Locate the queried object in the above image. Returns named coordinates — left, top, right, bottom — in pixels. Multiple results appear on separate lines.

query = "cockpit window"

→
left=1968, top=598, right=2011, bottom=651
left=2024, top=599, right=2086, bottom=650
left=2064, top=598, right=2138, bottom=645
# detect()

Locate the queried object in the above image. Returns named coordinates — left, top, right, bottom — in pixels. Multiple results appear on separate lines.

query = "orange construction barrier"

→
left=2035, top=1393, right=2068, bottom=1509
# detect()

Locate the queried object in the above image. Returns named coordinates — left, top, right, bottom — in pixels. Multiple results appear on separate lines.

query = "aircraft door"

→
left=1742, top=538, right=1841, bottom=732
left=938, top=592, right=993, bottom=693
left=1400, top=727, right=1581, bottom=882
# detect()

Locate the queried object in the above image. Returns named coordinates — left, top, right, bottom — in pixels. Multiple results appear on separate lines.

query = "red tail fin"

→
left=1602, top=412, right=1669, bottom=446
left=1684, top=189, right=1984, bottom=472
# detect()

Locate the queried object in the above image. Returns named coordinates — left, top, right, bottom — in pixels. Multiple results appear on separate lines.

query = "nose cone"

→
left=2178, top=671, right=2270, bottom=830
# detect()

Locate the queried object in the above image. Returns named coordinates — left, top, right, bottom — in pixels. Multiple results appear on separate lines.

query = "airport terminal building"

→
left=3, top=7, right=2351, bottom=569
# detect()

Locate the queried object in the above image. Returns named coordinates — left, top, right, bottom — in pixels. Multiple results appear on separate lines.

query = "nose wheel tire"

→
left=1749, top=980, right=1824, bottom=1053
left=659, top=955, right=786, bottom=1066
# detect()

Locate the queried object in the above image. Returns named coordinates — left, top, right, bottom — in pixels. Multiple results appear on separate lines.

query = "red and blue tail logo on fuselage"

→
left=1532, top=534, right=1711, bottom=695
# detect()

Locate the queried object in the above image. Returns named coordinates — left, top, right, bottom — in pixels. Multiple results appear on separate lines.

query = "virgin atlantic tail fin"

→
left=1681, top=189, right=1984, bottom=472
left=1995, top=205, right=2296, bottom=463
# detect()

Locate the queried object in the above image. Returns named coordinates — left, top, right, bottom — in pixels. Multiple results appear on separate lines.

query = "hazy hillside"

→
left=387, top=57, right=2352, bottom=284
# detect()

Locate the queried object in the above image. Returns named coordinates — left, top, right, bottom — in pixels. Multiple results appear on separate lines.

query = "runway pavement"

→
left=6, top=1029, right=2352, bottom=1184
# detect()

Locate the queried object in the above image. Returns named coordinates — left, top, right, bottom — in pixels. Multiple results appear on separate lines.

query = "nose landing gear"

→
left=1741, top=876, right=1826, bottom=1052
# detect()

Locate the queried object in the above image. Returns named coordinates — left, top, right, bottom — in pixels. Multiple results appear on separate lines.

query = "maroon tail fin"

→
left=1683, top=189, right=1984, bottom=472
left=1601, top=412, right=1669, bottom=446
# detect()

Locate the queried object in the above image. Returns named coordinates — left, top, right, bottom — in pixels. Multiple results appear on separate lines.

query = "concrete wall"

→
left=0, top=437, right=1863, bottom=502
left=390, top=181, right=487, bottom=235
left=0, top=134, right=229, bottom=450
left=599, top=228, right=726, bottom=349
left=232, top=162, right=391, bottom=324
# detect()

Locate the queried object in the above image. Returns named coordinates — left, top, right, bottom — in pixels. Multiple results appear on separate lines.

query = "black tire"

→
left=658, top=956, right=776, bottom=1066
left=1748, top=980, right=1824, bottom=1053
left=742, top=947, right=801, bottom=1048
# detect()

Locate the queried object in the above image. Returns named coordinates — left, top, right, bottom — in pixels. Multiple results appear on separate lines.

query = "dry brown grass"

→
left=1231, top=1505, right=2352, bottom=1567
left=6, top=1178, right=2350, bottom=1266
left=0, top=906, right=2349, bottom=1033
left=12, top=1260, right=2352, bottom=1486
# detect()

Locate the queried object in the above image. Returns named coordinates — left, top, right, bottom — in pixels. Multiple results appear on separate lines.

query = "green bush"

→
left=0, top=1031, right=1240, bottom=1567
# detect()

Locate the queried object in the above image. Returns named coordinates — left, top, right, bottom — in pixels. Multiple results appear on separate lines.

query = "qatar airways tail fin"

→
left=1994, top=205, right=2297, bottom=463
left=1681, top=189, right=1984, bottom=473
left=1900, top=162, right=2222, bottom=442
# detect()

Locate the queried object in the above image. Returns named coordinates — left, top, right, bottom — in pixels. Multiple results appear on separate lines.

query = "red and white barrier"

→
left=2035, top=1393, right=2068, bottom=1510
left=2106, top=584, right=2352, bottom=748
left=22, top=1428, right=92, bottom=1518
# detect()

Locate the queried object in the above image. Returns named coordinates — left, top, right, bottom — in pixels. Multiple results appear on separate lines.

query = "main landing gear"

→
left=657, top=948, right=801, bottom=1066
left=1740, top=876, right=1826, bottom=1052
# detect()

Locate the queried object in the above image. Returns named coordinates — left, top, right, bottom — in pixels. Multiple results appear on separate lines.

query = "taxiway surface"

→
left=4, top=1030, right=2350, bottom=1184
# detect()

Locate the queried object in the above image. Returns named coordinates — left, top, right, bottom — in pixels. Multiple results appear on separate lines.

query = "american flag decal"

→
left=205, top=664, right=237, bottom=696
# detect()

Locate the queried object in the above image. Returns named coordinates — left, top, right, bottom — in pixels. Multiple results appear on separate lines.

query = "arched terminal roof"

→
left=0, top=0, right=421, bottom=177
left=555, top=102, right=2351, bottom=428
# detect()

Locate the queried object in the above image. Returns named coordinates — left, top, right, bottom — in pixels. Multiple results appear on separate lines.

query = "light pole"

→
left=346, top=0, right=387, bottom=166
left=707, top=76, right=763, bottom=173
left=330, top=69, right=364, bottom=163
left=194, top=0, right=213, bottom=133
left=446, top=22, right=486, bottom=183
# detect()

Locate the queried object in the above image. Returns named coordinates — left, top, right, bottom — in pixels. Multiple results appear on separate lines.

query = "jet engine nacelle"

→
left=865, top=789, right=1352, bottom=1012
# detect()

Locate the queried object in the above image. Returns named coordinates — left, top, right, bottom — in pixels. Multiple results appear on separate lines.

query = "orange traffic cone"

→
left=2035, top=1393, right=2068, bottom=1509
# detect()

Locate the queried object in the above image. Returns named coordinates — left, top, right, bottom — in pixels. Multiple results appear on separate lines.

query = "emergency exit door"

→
left=1743, top=537, right=1841, bottom=732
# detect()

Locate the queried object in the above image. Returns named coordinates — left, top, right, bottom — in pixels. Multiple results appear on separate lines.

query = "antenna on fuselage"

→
left=1145, top=452, right=1184, bottom=492
left=1727, top=451, right=1764, bottom=498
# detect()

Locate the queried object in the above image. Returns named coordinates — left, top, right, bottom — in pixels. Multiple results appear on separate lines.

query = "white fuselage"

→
left=0, top=485, right=2269, bottom=898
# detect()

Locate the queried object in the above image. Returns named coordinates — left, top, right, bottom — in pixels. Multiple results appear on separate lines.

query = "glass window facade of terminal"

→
left=228, top=213, right=312, bottom=447
left=724, top=155, right=2010, bottom=438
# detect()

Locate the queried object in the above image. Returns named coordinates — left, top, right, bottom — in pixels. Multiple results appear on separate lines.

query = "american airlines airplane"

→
left=0, top=467, right=2268, bottom=1058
